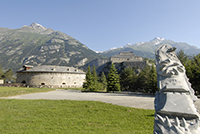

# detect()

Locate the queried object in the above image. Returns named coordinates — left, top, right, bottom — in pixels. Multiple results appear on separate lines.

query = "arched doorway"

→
left=21, top=80, right=26, bottom=84
left=41, top=83, right=45, bottom=85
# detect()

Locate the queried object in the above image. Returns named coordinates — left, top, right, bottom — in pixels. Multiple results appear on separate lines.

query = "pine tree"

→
left=83, top=66, right=92, bottom=90
left=91, top=65, right=98, bottom=91
left=148, top=65, right=158, bottom=93
left=130, top=72, right=138, bottom=91
left=136, top=65, right=150, bottom=92
left=100, top=72, right=107, bottom=90
left=120, top=67, right=135, bottom=91
left=185, top=54, right=200, bottom=93
left=176, top=49, right=188, bottom=66
left=107, top=63, right=120, bottom=92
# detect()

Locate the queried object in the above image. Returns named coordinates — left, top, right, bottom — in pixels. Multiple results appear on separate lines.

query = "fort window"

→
left=62, top=83, right=66, bottom=85
left=41, top=83, right=45, bottom=85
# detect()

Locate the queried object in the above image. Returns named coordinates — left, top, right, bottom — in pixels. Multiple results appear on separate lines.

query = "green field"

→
left=0, top=99, right=154, bottom=134
left=0, top=87, right=54, bottom=97
left=0, top=87, right=154, bottom=133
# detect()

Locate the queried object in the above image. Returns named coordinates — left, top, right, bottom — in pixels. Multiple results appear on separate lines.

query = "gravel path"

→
left=1, top=90, right=200, bottom=110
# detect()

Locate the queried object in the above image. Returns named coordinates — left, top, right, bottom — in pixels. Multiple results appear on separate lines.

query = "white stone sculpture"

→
left=154, top=44, right=200, bottom=134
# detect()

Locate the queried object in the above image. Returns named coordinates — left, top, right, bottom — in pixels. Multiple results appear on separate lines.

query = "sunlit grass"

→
left=0, top=87, right=54, bottom=97
left=0, top=99, right=154, bottom=134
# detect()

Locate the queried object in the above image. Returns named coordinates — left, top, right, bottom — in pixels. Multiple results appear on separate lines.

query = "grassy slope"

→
left=0, top=87, right=54, bottom=97
left=0, top=99, right=154, bottom=134
left=0, top=87, right=154, bottom=133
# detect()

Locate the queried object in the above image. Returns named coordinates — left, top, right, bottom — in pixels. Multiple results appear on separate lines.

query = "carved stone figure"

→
left=154, top=44, right=200, bottom=134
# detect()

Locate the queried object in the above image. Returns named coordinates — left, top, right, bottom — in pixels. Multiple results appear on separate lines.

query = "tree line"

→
left=83, top=50, right=200, bottom=94
left=1, top=49, right=199, bottom=94
left=0, top=65, right=15, bottom=83
left=83, top=62, right=158, bottom=93
left=177, top=50, right=200, bottom=94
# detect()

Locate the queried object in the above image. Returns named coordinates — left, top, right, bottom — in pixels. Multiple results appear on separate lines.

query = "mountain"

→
left=1, top=23, right=200, bottom=73
left=0, top=23, right=104, bottom=72
left=101, top=37, right=200, bottom=59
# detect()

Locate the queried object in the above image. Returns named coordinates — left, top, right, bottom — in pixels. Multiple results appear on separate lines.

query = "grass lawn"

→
left=0, top=87, right=54, bottom=97
left=0, top=99, right=154, bottom=134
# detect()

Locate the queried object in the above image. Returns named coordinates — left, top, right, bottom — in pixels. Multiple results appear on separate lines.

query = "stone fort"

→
left=16, top=65, right=86, bottom=88
left=90, top=52, right=148, bottom=72
left=110, top=52, right=147, bottom=69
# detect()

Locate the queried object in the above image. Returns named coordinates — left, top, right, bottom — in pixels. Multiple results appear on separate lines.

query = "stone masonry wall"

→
left=16, top=72, right=85, bottom=88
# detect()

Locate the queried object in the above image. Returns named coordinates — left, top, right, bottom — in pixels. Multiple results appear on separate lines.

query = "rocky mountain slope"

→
left=1, top=23, right=200, bottom=73
left=0, top=23, right=103, bottom=72
left=101, top=37, right=200, bottom=59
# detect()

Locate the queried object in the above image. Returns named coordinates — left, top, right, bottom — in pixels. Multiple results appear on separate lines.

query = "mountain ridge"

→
left=0, top=23, right=200, bottom=72
left=100, top=37, right=200, bottom=59
left=0, top=23, right=104, bottom=72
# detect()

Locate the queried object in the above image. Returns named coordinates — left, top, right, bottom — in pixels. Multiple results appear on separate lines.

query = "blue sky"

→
left=1, top=0, right=200, bottom=51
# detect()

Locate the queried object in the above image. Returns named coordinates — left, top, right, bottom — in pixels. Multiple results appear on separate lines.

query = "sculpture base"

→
left=154, top=92, right=200, bottom=134
left=155, top=92, right=199, bottom=118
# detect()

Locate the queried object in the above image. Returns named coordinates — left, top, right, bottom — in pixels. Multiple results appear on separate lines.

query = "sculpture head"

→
left=155, top=44, right=189, bottom=92
left=155, top=44, right=185, bottom=77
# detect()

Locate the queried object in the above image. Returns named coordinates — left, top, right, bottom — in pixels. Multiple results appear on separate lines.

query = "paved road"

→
left=1, top=90, right=200, bottom=110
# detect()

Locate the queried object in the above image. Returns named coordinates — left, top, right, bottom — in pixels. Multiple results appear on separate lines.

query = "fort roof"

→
left=119, top=51, right=134, bottom=55
left=111, top=51, right=142, bottom=59
left=111, top=55, right=141, bottom=59
left=17, top=65, right=85, bottom=74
